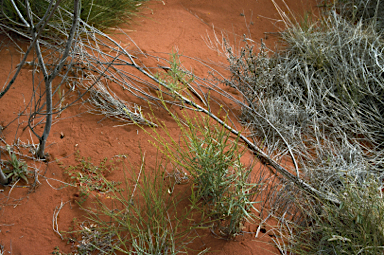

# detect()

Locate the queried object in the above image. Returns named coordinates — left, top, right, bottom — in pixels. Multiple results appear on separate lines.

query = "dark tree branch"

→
left=34, top=0, right=80, bottom=158
left=0, top=0, right=62, bottom=99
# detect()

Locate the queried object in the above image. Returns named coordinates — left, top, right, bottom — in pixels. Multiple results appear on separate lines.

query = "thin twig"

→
left=53, top=200, right=70, bottom=240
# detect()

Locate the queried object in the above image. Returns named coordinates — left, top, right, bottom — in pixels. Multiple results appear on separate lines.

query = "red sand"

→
left=0, top=0, right=318, bottom=254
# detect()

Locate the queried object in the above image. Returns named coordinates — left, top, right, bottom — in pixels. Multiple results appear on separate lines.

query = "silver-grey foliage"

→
left=225, top=7, right=384, bottom=191
left=221, top=0, right=384, bottom=252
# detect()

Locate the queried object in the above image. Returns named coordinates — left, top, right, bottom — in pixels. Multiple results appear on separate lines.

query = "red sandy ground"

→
left=0, top=0, right=318, bottom=254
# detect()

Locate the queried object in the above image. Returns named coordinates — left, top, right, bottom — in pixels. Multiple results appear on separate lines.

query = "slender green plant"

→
left=148, top=105, right=260, bottom=238
left=155, top=51, right=194, bottom=97
left=140, top=54, right=262, bottom=238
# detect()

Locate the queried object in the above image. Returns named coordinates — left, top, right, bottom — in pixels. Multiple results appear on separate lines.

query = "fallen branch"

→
left=53, top=200, right=70, bottom=240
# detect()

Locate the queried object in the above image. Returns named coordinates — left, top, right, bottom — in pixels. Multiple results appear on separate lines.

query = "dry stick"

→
left=43, top=176, right=76, bottom=190
left=179, top=101, right=335, bottom=204
left=173, top=51, right=300, bottom=177
left=53, top=200, right=70, bottom=240
left=9, top=0, right=30, bottom=28
left=130, top=152, right=145, bottom=204
left=19, top=7, right=334, bottom=204
left=138, top=73, right=340, bottom=204
left=199, top=101, right=336, bottom=205
left=5, top=179, right=19, bottom=203
left=94, top=31, right=340, bottom=204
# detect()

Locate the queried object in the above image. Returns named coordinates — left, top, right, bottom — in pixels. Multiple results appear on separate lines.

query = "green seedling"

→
left=2, top=146, right=29, bottom=184
left=65, top=154, right=121, bottom=204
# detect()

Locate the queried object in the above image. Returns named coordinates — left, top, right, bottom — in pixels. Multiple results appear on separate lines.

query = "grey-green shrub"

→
left=223, top=0, right=384, bottom=253
left=225, top=5, right=384, bottom=184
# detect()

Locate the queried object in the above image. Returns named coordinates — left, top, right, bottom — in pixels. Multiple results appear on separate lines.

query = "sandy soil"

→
left=0, top=0, right=318, bottom=254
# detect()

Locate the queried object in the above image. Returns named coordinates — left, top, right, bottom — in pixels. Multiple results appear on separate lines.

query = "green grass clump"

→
left=0, top=0, right=147, bottom=36
left=147, top=100, right=260, bottom=239
left=177, top=113, right=259, bottom=238
left=62, top=0, right=147, bottom=31
left=145, top=53, right=261, bottom=239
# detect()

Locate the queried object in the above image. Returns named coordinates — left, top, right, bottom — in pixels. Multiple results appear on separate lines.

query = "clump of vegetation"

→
left=62, top=154, right=201, bottom=255
left=1, top=146, right=30, bottom=184
left=64, top=153, right=122, bottom=204
left=225, top=0, right=384, bottom=185
left=221, top=0, right=384, bottom=253
left=158, top=112, right=260, bottom=238
left=0, top=0, right=148, bottom=35
left=291, top=175, right=384, bottom=254
left=146, top=57, right=261, bottom=238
